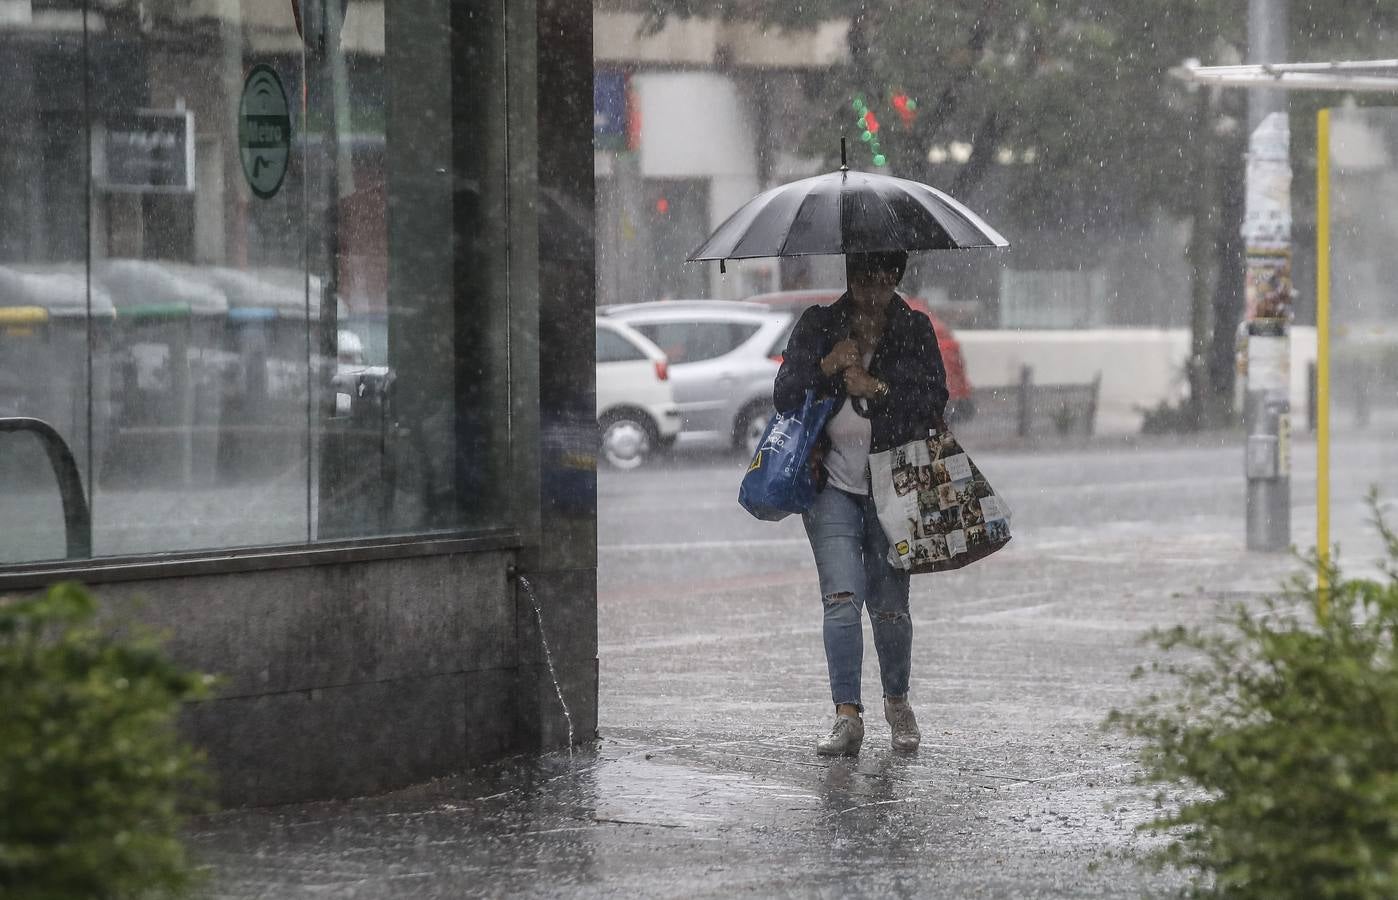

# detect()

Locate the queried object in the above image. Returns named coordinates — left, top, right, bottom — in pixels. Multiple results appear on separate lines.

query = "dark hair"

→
left=846, top=250, right=908, bottom=284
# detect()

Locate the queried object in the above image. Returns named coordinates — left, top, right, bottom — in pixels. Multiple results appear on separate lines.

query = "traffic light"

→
left=850, top=96, right=887, bottom=167
left=891, top=92, right=917, bottom=127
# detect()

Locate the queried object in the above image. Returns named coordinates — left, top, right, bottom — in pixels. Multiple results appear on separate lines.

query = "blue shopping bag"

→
left=738, top=390, right=836, bottom=521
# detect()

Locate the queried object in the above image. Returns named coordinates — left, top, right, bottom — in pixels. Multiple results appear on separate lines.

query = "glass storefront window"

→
left=0, top=0, right=515, bottom=565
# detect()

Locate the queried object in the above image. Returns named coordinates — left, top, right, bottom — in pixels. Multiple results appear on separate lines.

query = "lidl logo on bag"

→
left=895, top=540, right=910, bottom=556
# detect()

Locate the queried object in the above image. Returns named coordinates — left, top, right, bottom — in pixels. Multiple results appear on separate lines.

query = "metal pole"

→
left=311, top=0, right=344, bottom=539
left=1016, top=365, right=1032, bottom=438
left=1247, top=0, right=1289, bottom=132
left=1315, top=107, right=1332, bottom=613
left=1186, top=83, right=1215, bottom=430
left=1243, top=0, right=1292, bottom=552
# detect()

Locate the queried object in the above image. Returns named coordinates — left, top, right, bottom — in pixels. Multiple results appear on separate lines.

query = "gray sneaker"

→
left=884, top=697, right=921, bottom=752
left=816, top=713, right=865, bottom=756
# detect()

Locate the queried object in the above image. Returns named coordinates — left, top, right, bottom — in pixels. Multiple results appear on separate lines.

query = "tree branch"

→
left=950, top=109, right=1005, bottom=198
left=922, top=2, right=998, bottom=145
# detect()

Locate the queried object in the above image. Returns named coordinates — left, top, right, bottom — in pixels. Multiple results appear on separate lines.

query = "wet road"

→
left=194, top=430, right=1395, bottom=898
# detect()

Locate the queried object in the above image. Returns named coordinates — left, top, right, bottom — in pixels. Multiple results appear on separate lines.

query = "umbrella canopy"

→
left=688, top=168, right=1008, bottom=263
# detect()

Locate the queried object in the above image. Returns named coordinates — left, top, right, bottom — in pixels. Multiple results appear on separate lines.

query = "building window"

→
left=0, top=0, right=516, bottom=565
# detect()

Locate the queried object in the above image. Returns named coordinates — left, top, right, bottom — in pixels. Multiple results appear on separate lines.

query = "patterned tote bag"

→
left=868, top=427, right=1011, bottom=573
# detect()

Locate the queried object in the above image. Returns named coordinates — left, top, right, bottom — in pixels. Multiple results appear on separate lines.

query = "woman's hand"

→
left=820, top=339, right=861, bottom=377
left=842, top=366, right=887, bottom=399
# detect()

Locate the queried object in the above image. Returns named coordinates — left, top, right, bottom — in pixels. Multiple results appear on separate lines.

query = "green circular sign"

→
left=238, top=65, right=290, bottom=199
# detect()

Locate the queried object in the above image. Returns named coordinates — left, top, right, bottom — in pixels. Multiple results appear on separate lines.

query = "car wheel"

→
left=599, top=411, right=657, bottom=470
left=734, top=401, right=773, bottom=458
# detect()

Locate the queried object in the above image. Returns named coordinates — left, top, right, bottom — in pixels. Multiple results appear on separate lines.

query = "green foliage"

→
left=1137, top=397, right=1199, bottom=435
left=1108, top=495, right=1398, bottom=898
left=0, top=583, right=214, bottom=900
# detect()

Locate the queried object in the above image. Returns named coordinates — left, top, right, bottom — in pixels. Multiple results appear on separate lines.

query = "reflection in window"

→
left=0, top=430, right=67, bottom=565
left=0, top=0, right=512, bottom=564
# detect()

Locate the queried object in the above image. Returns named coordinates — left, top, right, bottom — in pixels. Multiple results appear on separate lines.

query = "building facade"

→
left=593, top=11, right=850, bottom=306
left=0, top=0, right=596, bottom=805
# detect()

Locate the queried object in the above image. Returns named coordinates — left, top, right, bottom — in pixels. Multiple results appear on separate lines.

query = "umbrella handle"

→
left=840, top=137, right=848, bottom=171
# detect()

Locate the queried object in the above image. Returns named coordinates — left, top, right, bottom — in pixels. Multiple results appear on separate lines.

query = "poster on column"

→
left=1247, top=334, right=1290, bottom=400
left=1243, top=111, right=1293, bottom=323
left=1244, top=249, right=1293, bottom=321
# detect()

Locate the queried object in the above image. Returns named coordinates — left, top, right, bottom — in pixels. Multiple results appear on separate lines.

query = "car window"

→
left=770, top=318, right=798, bottom=357
left=630, top=320, right=759, bottom=363
left=596, top=327, right=650, bottom=363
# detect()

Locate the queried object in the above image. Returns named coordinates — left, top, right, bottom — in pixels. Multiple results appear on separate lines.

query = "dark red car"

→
left=744, top=289, right=975, bottom=423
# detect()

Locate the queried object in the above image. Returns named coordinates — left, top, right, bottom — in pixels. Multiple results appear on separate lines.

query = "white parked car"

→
left=596, top=316, right=681, bottom=469
left=600, top=301, right=793, bottom=456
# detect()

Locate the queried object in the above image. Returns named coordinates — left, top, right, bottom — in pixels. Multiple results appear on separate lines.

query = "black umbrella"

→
left=688, top=143, right=1007, bottom=269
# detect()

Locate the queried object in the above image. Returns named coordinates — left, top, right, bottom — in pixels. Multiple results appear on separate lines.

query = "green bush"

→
left=1108, top=498, right=1398, bottom=898
left=0, top=583, right=213, bottom=900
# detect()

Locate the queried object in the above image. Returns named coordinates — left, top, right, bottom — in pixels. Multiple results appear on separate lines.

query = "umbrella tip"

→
left=840, top=137, right=848, bottom=171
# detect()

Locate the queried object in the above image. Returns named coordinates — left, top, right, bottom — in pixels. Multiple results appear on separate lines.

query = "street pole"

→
left=1242, top=0, right=1292, bottom=551
left=1186, top=80, right=1216, bottom=430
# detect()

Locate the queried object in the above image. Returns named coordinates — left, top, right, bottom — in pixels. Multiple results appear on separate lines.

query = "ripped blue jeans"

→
left=802, top=485, right=912, bottom=711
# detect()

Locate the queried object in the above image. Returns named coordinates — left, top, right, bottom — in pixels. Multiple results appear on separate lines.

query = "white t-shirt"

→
left=823, top=352, right=874, bottom=495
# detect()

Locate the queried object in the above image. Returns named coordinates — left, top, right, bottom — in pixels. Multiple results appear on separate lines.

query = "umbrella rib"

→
left=732, top=182, right=803, bottom=259
left=869, top=174, right=928, bottom=250
left=774, top=182, right=830, bottom=258
left=909, top=179, right=1008, bottom=246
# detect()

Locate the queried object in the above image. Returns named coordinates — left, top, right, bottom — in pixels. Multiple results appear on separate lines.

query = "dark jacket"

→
left=773, top=292, right=948, bottom=453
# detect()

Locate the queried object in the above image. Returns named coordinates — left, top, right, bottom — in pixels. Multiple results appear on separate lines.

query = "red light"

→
left=655, top=197, right=670, bottom=214
left=892, top=93, right=915, bottom=127
left=864, top=110, right=880, bottom=134
left=769, top=354, right=783, bottom=364
left=654, top=359, right=668, bottom=381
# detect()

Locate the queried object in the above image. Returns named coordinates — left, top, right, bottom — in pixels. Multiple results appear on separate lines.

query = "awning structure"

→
left=1172, top=59, right=1398, bottom=93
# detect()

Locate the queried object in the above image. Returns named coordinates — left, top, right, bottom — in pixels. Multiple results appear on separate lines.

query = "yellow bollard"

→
left=1316, top=108, right=1332, bottom=621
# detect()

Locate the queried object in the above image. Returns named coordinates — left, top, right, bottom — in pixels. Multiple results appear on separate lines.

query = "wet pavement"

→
left=191, top=432, right=1394, bottom=898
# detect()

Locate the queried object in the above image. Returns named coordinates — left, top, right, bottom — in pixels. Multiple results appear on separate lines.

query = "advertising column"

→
left=1241, top=110, right=1292, bottom=551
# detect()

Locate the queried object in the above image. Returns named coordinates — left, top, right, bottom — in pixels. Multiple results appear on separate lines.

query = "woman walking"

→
left=773, top=250, right=949, bottom=755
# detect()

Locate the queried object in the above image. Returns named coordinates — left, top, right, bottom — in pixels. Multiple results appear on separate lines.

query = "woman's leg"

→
left=858, top=493, right=912, bottom=699
left=801, top=487, right=867, bottom=711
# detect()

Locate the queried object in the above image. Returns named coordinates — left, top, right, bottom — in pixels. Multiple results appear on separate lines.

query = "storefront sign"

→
left=238, top=65, right=291, bottom=200
left=100, top=110, right=194, bottom=192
